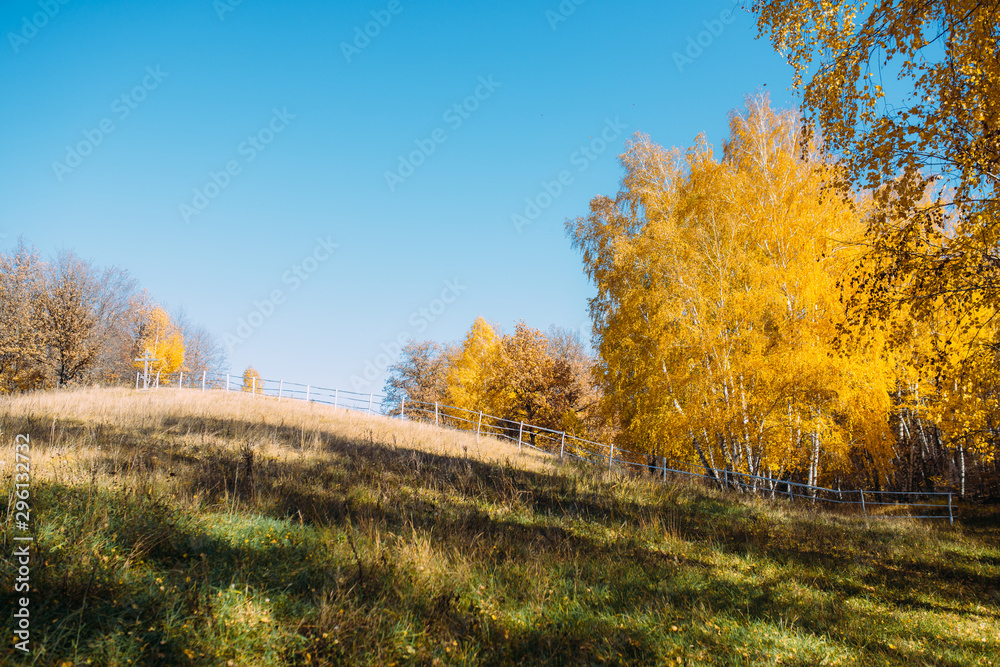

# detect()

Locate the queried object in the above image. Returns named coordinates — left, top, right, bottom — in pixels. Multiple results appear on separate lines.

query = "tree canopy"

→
left=568, top=97, right=901, bottom=486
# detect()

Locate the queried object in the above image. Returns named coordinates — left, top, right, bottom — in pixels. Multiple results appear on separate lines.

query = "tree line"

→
left=0, top=239, right=227, bottom=392
left=386, top=2, right=1000, bottom=500
left=384, top=318, right=609, bottom=445
left=389, top=95, right=997, bottom=499
left=571, top=0, right=1000, bottom=500
left=568, top=96, right=1000, bottom=498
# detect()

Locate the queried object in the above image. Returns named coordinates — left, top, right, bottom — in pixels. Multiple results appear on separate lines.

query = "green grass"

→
left=2, top=388, right=998, bottom=665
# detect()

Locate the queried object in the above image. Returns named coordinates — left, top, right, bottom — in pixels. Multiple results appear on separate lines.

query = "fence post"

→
left=278, top=379, right=283, bottom=401
left=948, top=492, right=953, bottom=525
left=860, top=490, right=866, bottom=518
left=724, top=469, right=729, bottom=491
left=400, top=398, right=405, bottom=419
left=663, top=456, right=667, bottom=482
left=179, top=371, right=183, bottom=390
left=334, top=389, right=338, bottom=410
left=518, top=421, right=524, bottom=452
left=609, top=442, right=614, bottom=469
left=306, top=385, right=310, bottom=403
left=136, top=371, right=140, bottom=390
left=559, top=432, right=565, bottom=459
left=155, top=371, right=160, bottom=389
left=226, top=374, right=230, bottom=392
left=253, top=376, right=257, bottom=397
left=435, top=402, right=439, bottom=427
left=202, top=371, right=206, bottom=392
left=368, top=393, right=373, bottom=415
left=477, top=411, right=483, bottom=440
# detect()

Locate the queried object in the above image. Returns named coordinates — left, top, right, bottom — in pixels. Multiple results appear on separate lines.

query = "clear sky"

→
left=1, top=0, right=796, bottom=394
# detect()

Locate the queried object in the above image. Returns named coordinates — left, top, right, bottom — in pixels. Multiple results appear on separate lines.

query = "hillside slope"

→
left=1, top=388, right=998, bottom=666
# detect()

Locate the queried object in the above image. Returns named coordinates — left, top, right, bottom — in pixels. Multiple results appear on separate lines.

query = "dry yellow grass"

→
left=1, top=386, right=556, bottom=484
left=2, top=386, right=997, bottom=666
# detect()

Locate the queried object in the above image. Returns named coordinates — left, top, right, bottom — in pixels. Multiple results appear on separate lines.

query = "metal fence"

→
left=139, top=370, right=955, bottom=523
left=397, top=399, right=955, bottom=524
left=137, top=369, right=382, bottom=415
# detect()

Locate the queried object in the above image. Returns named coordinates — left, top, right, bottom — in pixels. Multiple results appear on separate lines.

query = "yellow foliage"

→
left=133, top=306, right=184, bottom=379
left=242, top=366, right=264, bottom=394
left=569, top=97, right=895, bottom=484
left=445, top=317, right=500, bottom=416
left=754, top=0, right=1000, bottom=465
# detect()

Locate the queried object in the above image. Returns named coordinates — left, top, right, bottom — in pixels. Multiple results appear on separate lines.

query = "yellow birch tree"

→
left=569, top=96, right=895, bottom=486
left=133, top=306, right=185, bottom=380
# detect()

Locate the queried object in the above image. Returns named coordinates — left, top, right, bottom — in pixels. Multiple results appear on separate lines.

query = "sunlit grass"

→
left=1, top=387, right=998, bottom=665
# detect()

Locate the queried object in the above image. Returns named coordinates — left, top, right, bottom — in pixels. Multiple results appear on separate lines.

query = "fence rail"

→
left=138, top=369, right=382, bottom=415
left=138, top=370, right=955, bottom=523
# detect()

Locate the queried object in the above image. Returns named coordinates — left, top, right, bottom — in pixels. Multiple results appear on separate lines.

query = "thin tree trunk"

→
left=691, top=432, right=720, bottom=484
left=959, top=441, right=966, bottom=498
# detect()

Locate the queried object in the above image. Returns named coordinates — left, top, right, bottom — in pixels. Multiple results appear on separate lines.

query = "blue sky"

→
left=1, top=0, right=796, bottom=393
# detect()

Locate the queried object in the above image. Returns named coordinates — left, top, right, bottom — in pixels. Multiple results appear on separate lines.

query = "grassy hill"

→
left=1, top=388, right=998, bottom=666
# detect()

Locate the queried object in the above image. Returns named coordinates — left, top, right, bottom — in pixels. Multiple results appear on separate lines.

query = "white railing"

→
left=137, top=371, right=955, bottom=523
left=398, top=399, right=954, bottom=523
left=137, top=370, right=383, bottom=416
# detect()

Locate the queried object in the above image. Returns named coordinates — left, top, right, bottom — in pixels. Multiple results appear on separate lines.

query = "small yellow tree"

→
left=242, top=366, right=264, bottom=394
left=446, top=317, right=500, bottom=417
left=133, top=306, right=184, bottom=382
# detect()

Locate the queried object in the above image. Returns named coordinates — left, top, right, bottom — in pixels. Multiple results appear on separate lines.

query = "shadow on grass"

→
left=1, top=411, right=998, bottom=664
